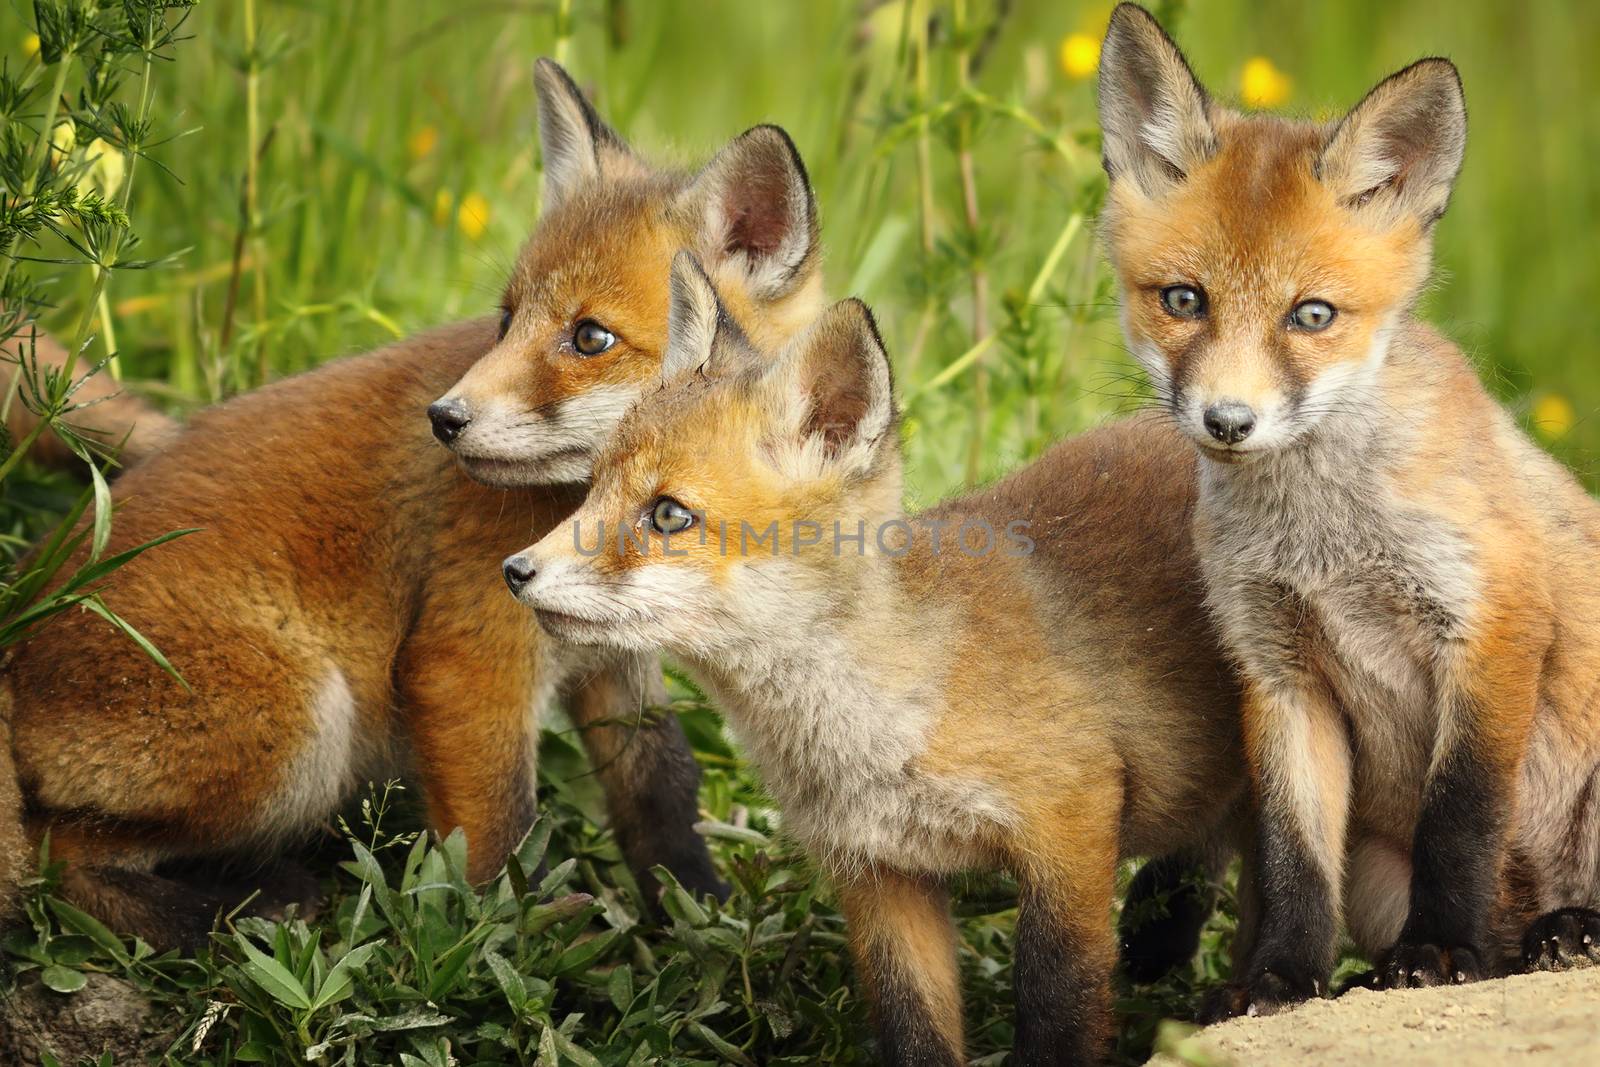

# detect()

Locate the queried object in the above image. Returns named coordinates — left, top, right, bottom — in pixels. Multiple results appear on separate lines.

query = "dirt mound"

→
left=0, top=971, right=165, bottom=1065
left=1150, top=967, right=1600, bottom=1067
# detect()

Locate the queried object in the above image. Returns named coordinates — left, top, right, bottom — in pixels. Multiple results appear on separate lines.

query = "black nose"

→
left=428, top=398, right=471, bottom=444
left=502, top=554, right=536, bottom=594
left=1203, top=402, right=1256, bottom=445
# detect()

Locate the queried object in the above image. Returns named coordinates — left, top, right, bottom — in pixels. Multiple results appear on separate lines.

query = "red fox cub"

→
left=502, top=252, right=1247, bottom=1066
left=0, top=61, right=824, bottom=948
left=1098, top=3, right=1600, bottom=1012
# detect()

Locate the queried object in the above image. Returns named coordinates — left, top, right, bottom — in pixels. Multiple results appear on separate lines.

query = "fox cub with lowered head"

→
left=503, top=252, right=1247, bottom=1066
left=0, top=61, right=824, bottom=947
left=1099, top=2, right=1600, bottom=1012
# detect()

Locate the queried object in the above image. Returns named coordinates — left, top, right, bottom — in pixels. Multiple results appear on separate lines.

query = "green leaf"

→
left=308, top=941, right=378, bottom=1013
left=80, top=596, right=190, bottom=690
left=551, top=1030, right=606, bottom=1067
left=234, top=935, right=312, bottom=1011
left=483, top=950, right=527, bottom=1013
left=46, top=897, right=129, bottom=966
left=689, top=1021, right=757, bottom=1067
left=87, top=460, right=111, bottom=561
left=39, top=964, right=87, bottom=993
left=607, top=964, right=633, bottom=1013
left=552, top=930, right=619, bottom=977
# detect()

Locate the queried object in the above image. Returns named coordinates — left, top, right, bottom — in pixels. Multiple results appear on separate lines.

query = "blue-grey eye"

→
left=573, top=319, right=616, bottom=356
left=497, top=307, right=513, bottom=341
left=649, top=497, right=695, bottom=535
left=1160, top=285, right=1207, bottom=319
left=1291, top=300, right=1336, bottom=331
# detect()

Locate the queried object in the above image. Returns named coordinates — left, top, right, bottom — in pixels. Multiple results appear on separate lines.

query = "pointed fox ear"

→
left=782, top=299, right=895, bottom=463
left=678, top=125, right=819, bottom=303
left=534, top=58, right=635, bottom=211
left=662, top=251, right=729, bottom=381
left=1097, top=3, right=1216, bottom=197
left=1317, top=58, right=1466, bottom=227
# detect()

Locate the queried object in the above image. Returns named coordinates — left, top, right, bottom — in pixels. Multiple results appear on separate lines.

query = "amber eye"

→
left=649, top=497, right=695, bottom=535
left=1290, top=300, right=1337, bottom=331
left=1160, top=285, right=1207, bottom=319
left=573, top=319, right=617, bottom=356
left=497, top=307, right=513, bottom=341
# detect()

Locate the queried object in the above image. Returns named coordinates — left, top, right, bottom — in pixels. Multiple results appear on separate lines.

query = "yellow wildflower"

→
left=433, top=189, right=454, bottom=226
left=22, top=33, right=40, bottom=59
left=1059, top=33, right=1100, bottom=81
left=83, top=138, right=125, bottom=198
left=1240, top=56, right=1291, bottom=109
left=457, top=192, right=490, bottom=241
left=1531, top=393, right=1576, bottom=441
left=407, top=125, right=438, bottom=162
left=48, top=118, right=75, bottom=167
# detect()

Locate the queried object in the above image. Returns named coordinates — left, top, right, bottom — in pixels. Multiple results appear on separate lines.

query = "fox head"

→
left=502, top=251, right=899, bottom=659
left=429, top=59, right=823, bottom=486
left=1097, top=3, right=1467, bottom=461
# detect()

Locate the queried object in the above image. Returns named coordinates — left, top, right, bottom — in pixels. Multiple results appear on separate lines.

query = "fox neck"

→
left=679, top=540, right=951, bottom=863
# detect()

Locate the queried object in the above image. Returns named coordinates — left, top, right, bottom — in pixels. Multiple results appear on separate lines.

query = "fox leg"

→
left=1372, top=617, right=1544, bottom=988
left=39, top=823, right=320, bottom=952
left=562, top=654, right=726, bottom=903
left=1204, top=676, right=1351, bottom=1019
left=835, top=866, right=964, bottom=1067
left=1010, top=805, right=1121, bottom=1066
left=1119, top=847, right=1224, bottom=983
left=398, top=594, right=542, bottom=884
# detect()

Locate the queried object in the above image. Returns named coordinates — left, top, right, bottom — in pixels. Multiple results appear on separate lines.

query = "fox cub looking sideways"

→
left=1100, top=3, right=1600, bottom=1011
left=504, top=252, right=1247, bottom=1066
left=0, top=61, right=824, bottom=946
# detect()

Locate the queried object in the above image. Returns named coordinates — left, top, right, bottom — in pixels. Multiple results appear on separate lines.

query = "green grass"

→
left=1, top=0, right=1597, bottom=1063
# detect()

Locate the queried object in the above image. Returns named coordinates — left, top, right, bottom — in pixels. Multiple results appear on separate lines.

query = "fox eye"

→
left=649, top=497, right=696, bottom=535
left=1290, top=300, right=1337, bottom=331
left=497, top=307, right=513, bottom=341
left=1159, top=285, right=1207, bottom=319
left=572, top=319, right=617, bottom=356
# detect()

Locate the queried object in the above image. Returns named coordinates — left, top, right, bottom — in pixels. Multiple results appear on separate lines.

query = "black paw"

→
left=1522, top=907, right=1600, bottom=971
left=1197, top=967, right=1323, bottom=1024
left=1370, top=941, right=1485, bottom=989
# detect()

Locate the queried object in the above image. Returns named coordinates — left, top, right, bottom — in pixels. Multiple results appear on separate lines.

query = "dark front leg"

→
left=1010, top=803, right=1121, bottom=1067
left=565, top=655, right=727, bottom=905
left=1202, top=679, right=1350, bottom=1021
left=1373, top=620, right=1542, bottom=990
left=1374, top=719, right=1506, bottom=986
left=1119, top=849, right=1221, bottom=983
left=836, top=867, right=964, bottom=1067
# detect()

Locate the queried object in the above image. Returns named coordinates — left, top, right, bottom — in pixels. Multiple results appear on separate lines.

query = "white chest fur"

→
left=696, top=633, right=1016, bottom=878
left=1196, top=430, right=1480, bottom=833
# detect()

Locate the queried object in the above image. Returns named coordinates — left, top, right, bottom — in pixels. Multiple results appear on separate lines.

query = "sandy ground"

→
left=1149, top=966, right=1600, bottom=1067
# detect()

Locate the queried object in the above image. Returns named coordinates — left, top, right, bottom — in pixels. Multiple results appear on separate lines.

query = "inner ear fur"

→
left=1316, top=57, right=1467, bottom=226
left=678, top=125, right=820, bottom=302
left=1097, top=3, right=1217, bottom=197
left=534, top=58, right=638, bottom=210
left=787, top=298, right=894, bottom=459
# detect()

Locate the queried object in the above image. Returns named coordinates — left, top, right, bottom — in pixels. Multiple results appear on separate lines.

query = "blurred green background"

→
left=9, top=0, right=1598, bottom=496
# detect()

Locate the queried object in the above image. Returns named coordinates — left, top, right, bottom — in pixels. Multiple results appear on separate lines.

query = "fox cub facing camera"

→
left=1099, top=2, right=1600, bottom=1012
left=0, top=61, right=824, bottom=948
left=503, top=252, right=1247, bottom=1066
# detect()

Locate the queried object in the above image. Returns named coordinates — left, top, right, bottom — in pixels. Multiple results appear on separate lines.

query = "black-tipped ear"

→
left=534, top=58, right=633, bottom=210
left=678, top=125, right=819, bottom=302
left=662, top=251, right=724, bottom=381
left=1097, top=3, right=1216, bottom=196
left=1317, top=58, right=1466, bottom=227
left=786, top=299, right=895, bottom=460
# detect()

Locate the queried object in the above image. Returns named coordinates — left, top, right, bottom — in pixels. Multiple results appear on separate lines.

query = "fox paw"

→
left=1522, top=908, right=1600, bottom=971
left=1197, top=967, right=1323, bottom=1024
left=1369, top=941, right=1485, bottom=989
